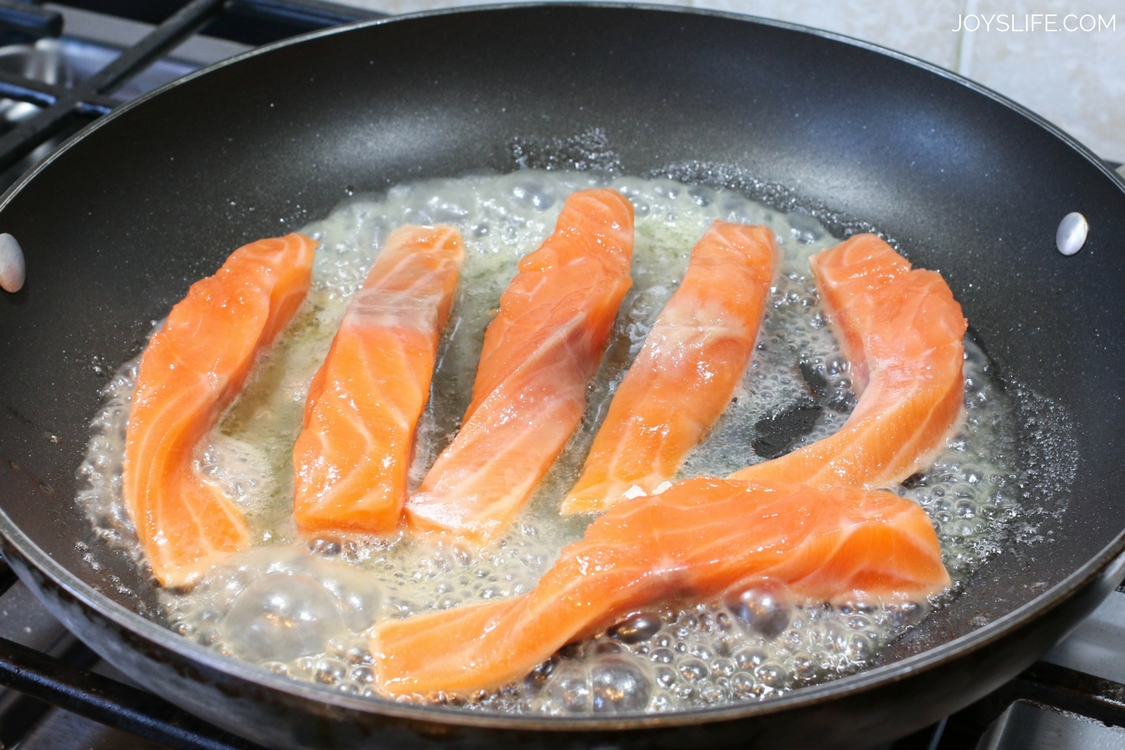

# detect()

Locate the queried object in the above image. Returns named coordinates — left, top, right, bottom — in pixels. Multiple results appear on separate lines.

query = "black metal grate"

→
left=0, top=557, right=262, bottom=749
left=0, top=0, right=383, bottom=177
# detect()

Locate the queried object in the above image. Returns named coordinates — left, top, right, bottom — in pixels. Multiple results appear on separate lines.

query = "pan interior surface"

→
left=0, top=2, right=1124, bottom=731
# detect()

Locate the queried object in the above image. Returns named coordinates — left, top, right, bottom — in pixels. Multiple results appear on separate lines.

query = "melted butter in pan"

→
left=76, top=170, right=1023, bottom=714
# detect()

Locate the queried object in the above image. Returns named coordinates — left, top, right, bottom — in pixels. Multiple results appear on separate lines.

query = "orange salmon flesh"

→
left=563, top=220, right=777, bottom=513
left=406, top=188, right=635, bottom=543
left=730, top=234, right=967, bottom=490
left=115, top=189, right=969, bottom=710
left=293, top=225, right=464, bottom=535
left=123, top=233, right=316, bottom=587
left=372, top=477, right=950, bottom=697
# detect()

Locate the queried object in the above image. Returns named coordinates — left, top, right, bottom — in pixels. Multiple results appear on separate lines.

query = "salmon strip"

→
left=562, top=221, right=777, bottom=514
left=372, top=477, right=950, bottom=697
left=405, top=188, right=634, bottom=543
left=293, top=225, right=464, bottom=535
left=124, top=234, right=316, bottom=587
left=730, top=234, right=966, bottom=489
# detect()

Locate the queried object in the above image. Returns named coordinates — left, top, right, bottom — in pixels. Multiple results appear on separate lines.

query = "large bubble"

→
left=727, top=580, right=793, bottom=638
left=591, top=656, right=652, bottom=713
left=221, top=573, right=346, bottom=663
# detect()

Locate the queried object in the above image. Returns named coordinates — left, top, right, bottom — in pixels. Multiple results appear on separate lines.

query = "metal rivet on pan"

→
left=1056, top=212, right=1088, bottom=256
left=0, top=233, right=25, bottom=292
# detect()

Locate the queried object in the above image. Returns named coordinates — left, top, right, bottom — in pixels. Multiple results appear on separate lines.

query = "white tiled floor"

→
left=338, top=0, right=1125, bottom=163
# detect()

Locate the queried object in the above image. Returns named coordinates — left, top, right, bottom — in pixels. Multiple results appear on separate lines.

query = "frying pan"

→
left=1, top=4, right=1125, bottom=748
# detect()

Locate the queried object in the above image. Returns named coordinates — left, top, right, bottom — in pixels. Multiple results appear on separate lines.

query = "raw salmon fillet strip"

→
left=293, top=225, right=464, bottom=535
left=730, top=234, right=967, bottom=489
left=372, top=477, right=950, bottom=696
left=562, top=220, right=777, bottom=514
left=405, top=188, right=634, bottom=543
left=124, top=233, right=316, bottom=587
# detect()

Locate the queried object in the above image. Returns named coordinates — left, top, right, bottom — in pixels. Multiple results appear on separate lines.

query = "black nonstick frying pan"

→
left=1, top=5, right=1125, bottom=748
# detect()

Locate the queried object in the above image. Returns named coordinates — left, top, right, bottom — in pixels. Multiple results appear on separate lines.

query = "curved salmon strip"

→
left=293, top=225, right=464, bottom=535
left=562, top=221, right=777, bottom=514
left=124, top=234, right=316, bottom=587
left=730, top=234, right=967, bottom=489
left=405, top=189, right=634, bottom=543
left=372, top=477, right=950, bottom=696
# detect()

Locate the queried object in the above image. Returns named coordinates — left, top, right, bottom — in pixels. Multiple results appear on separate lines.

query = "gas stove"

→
left=1, top=3, right=1124, bottom=748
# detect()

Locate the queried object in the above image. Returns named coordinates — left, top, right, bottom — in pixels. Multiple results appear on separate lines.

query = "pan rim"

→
left=1, top=1, right=1121, bottom=216
left=4, top=505, right=1125, bottom=730
left=2, top=1, right=1125, bottom=732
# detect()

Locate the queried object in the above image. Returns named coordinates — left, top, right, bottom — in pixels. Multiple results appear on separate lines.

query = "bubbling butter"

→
left=76, top=170, right=1023, bottom=714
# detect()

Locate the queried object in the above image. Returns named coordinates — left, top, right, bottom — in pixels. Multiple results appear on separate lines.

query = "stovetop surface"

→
left=1, top=3, right=1124, bottom=748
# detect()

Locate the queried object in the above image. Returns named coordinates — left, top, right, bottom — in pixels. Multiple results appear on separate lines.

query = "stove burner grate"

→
left=0, top=0, right=382, bottom=182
